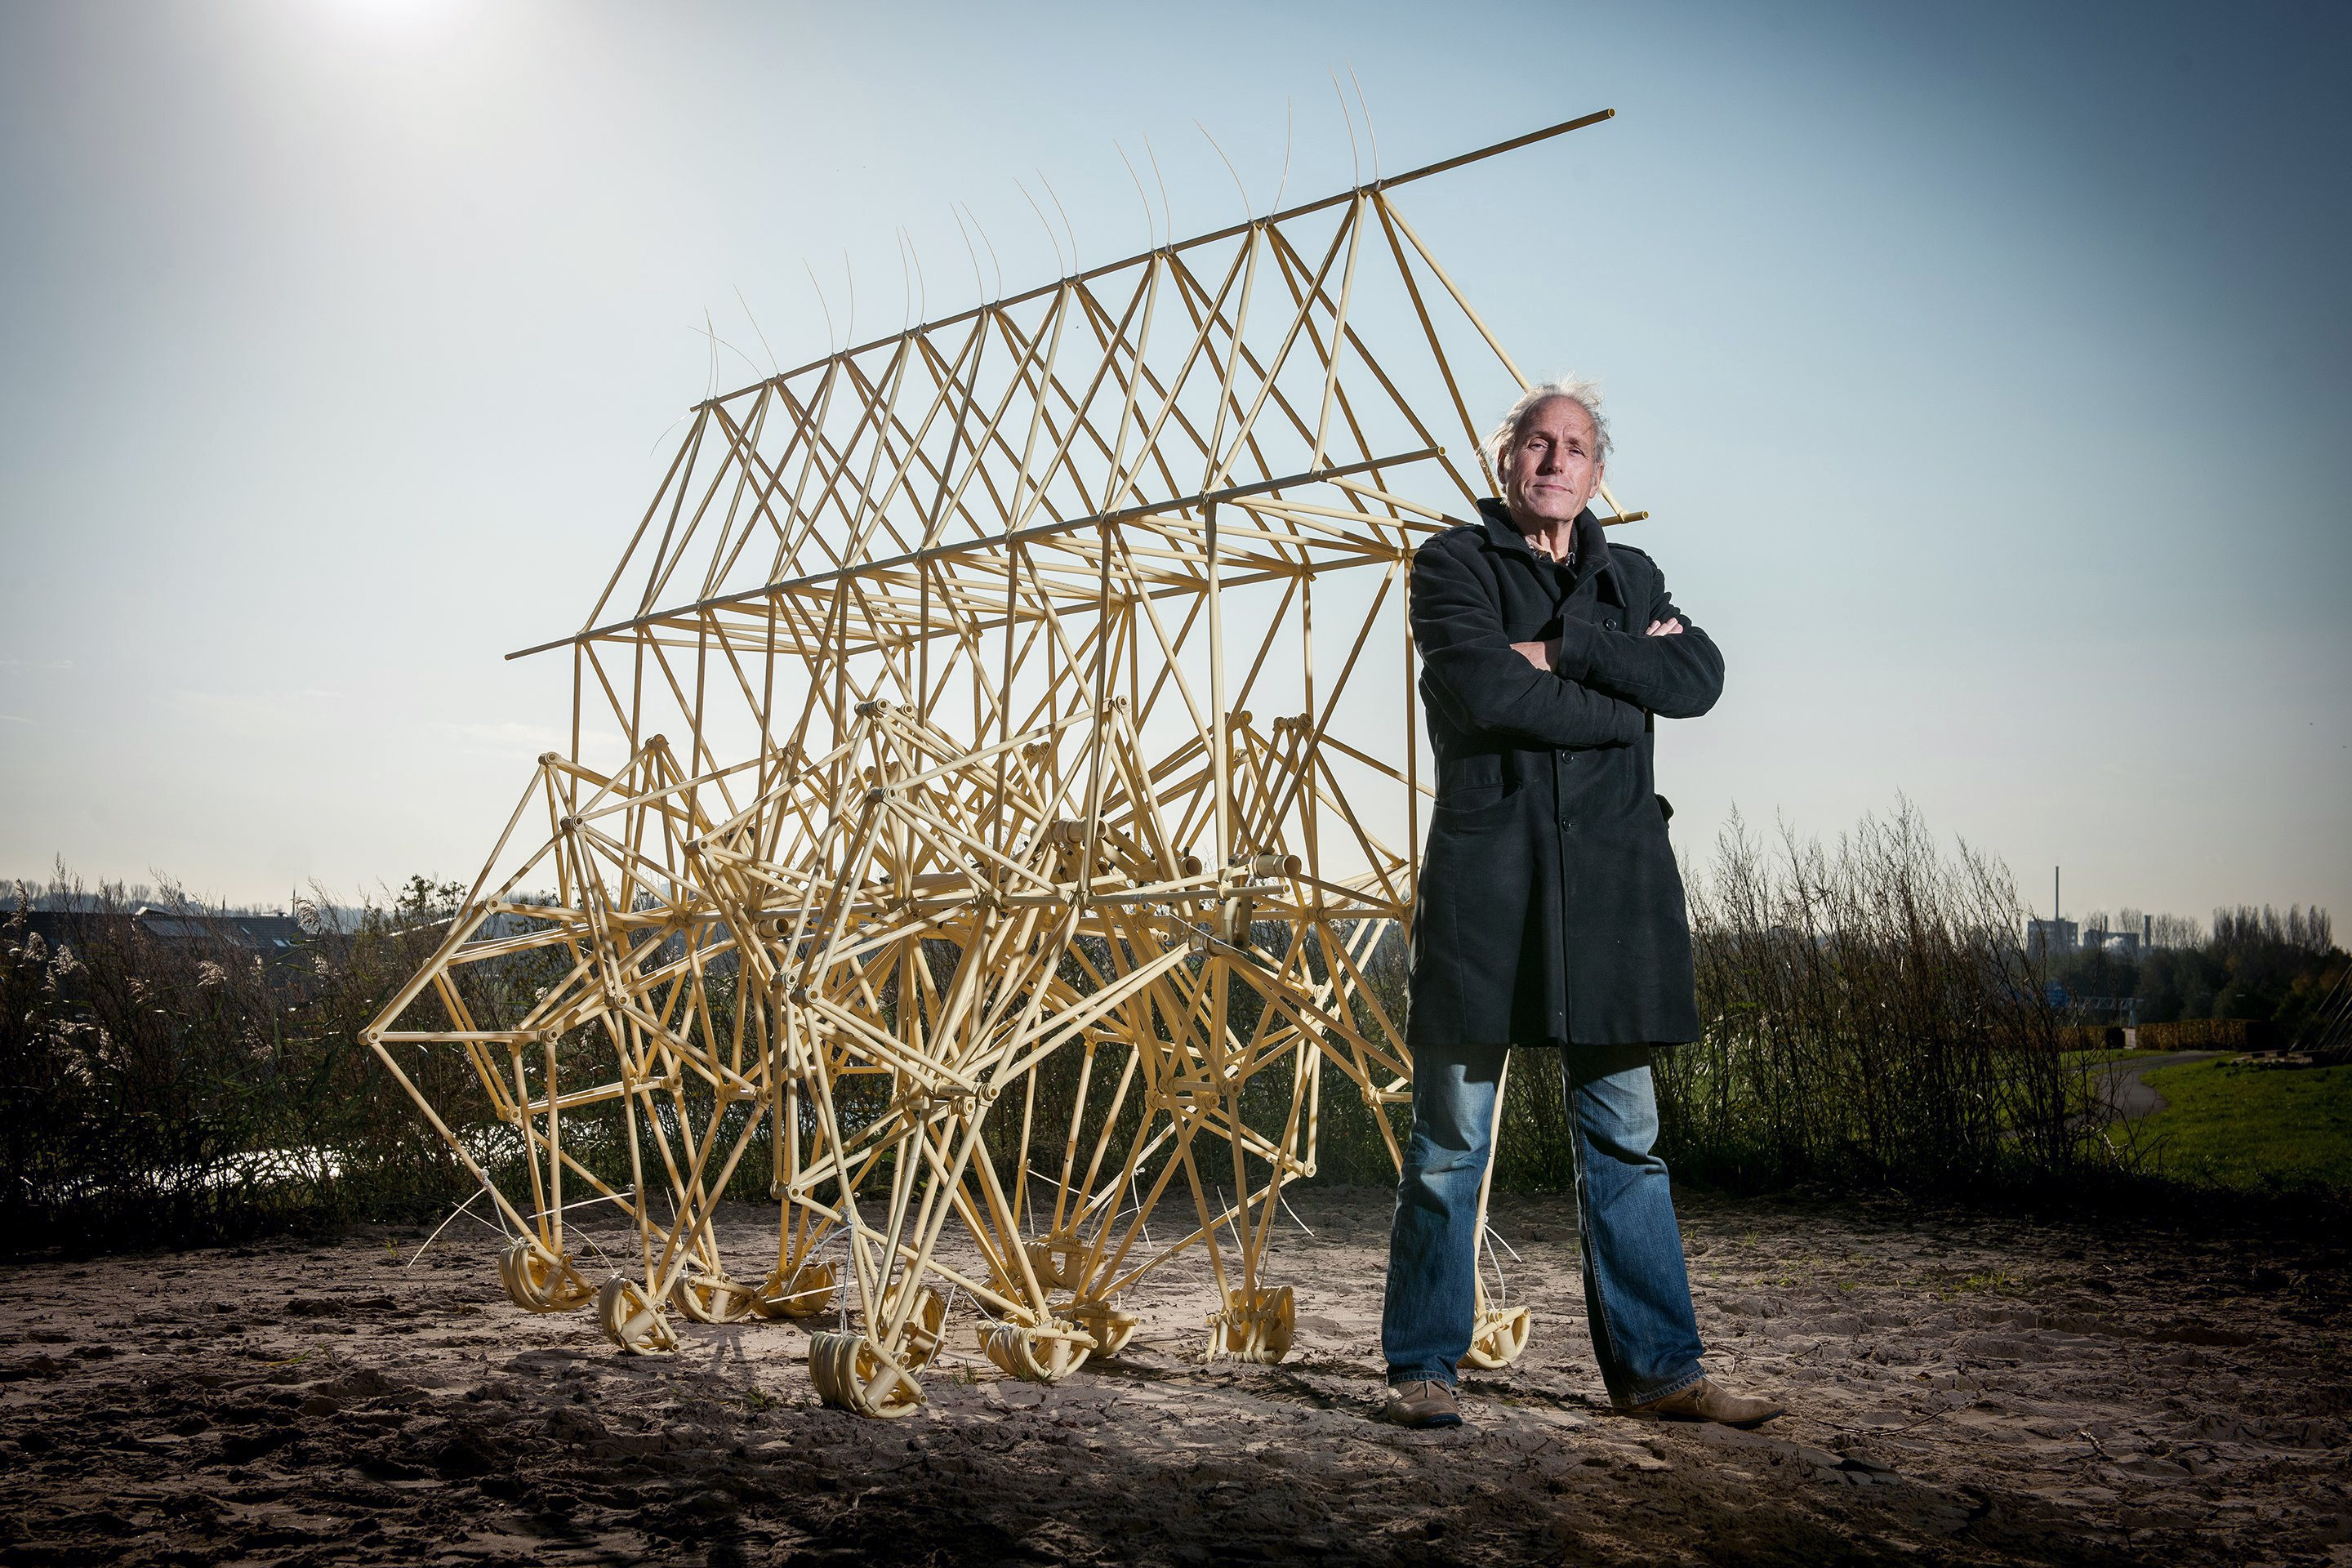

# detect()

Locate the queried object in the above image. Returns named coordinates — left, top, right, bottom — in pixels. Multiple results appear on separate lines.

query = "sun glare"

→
left=323, top=0, right=466, bottom=35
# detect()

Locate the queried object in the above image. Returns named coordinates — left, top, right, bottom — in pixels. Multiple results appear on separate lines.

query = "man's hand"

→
left=1510, top=621, right=1677, bottom=670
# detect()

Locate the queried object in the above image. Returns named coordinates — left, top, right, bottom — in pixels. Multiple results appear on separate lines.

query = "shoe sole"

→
left=1376, top=1409, right=1464, bottom=1429
left=1624, top=1407, right=1783, bottom=1428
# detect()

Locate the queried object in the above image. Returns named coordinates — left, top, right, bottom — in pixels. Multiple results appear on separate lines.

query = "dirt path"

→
left=2, top=1187, right=2346, bottom=1566
left=2102, top=1052, right=2223, bottom=1120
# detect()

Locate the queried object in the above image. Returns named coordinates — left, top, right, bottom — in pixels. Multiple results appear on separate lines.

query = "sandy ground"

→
left=2, top=1187, right=2347, bottom=1567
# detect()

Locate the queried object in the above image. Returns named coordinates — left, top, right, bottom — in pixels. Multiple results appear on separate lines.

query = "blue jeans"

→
left=1382, top=1041, right=1706, bottom=1405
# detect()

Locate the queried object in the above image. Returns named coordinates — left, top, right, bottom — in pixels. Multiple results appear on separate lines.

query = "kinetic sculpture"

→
left=365, top=109, right=1639, bottom=1416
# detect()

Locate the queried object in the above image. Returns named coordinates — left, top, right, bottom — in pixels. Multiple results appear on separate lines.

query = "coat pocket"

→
left=1428, top=785, right=1521, bottom=836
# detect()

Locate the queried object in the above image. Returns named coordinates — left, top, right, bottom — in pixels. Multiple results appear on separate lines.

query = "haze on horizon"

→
left=2, top=0, right=2346, bottom=930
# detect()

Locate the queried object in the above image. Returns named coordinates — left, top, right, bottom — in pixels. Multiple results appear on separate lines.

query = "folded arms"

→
left=1410, top=539, right=1723, bottom=751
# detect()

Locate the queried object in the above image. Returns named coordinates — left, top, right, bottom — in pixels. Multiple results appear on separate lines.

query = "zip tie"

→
left=408, top=1184, right=493, bottom=1268
left=1481, top=1232, right=1508, bottom=1305
left=1276, top=1190, right=1316, bottom=1238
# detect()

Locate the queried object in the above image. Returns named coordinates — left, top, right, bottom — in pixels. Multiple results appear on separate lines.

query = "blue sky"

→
left=2, top=0, right=2346, bottom=930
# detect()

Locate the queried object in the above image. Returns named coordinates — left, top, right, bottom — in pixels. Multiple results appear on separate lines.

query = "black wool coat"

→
left=1405, top=499, right=1724, bottom=1049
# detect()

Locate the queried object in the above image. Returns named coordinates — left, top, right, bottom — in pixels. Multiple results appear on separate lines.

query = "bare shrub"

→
left=1, top=803, right=2127, bottom=1256
left=1303, top=803, right=2103, bottom=1200
left=0, top=871, right=487, bottom=1250
left=1657, top=802, right=2086, bottom=1193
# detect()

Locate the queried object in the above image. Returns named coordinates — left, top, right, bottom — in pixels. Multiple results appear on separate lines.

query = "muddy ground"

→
left=2, top=1187, right=2348, bottom=1567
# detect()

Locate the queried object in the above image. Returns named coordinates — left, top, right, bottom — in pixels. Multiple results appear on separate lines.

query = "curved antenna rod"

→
left=1142, top=134, right=1174, bottom=250
left=1330, top=70, right=1360, bottom=186
left=951, top=204, right=987, bottom=304
left=644, top=408, right=695, bottom=458
left=960, top=203, right=1005, bottom=300
left=1275, top=98, right=1294, bottom=214
left=1014, top=176, right=1067, bottom=278
left=1346, top=62, right=1381, bottom=179
left=895, top=231, right=913, bottom=333
left=734, top=286, right=779, bottom=376
left=1196, top=119, right=1251, bottom=225
left=695, top=108, right=1615, bottom=398
left=804, top=259, right=839, bottom=355
left=1113, top=140, right=1156, bottom=251
left=841, top=249, right=856, bottom=350
left=695, top=312, right=765, bottom=384
left=1038, top=170, right=1079, bottom=274
left=902, top=225, right=929, bottom=322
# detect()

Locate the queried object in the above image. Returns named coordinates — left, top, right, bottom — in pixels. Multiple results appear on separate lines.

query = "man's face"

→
left=1500, top=396, right=1604, bottom=533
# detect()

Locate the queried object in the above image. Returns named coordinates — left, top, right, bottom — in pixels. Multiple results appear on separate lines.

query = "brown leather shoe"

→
left=1377, top=1379, right=1464, bottom=1428
left=1625, top=1378, right=1784, bottom=1428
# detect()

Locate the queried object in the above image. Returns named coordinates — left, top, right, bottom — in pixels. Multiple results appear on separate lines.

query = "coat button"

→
left=1602, top=617, right=1619, bottom=630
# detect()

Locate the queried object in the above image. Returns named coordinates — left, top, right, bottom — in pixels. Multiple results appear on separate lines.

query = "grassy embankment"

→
left=2133, top=1056, right=2352, bottom=1192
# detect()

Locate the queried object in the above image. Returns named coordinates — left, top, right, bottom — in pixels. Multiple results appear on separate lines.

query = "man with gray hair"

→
left=1377, top=379, right=1781, bottom=1431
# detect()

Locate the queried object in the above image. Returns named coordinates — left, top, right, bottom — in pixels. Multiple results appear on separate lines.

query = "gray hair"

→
left=1482, top=376, right=1610, bottom=479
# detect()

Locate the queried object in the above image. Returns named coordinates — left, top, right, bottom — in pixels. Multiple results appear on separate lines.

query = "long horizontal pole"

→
left=691, top=109, right=1615, bottom=411
left=506, top=446, right=1438, bottom=660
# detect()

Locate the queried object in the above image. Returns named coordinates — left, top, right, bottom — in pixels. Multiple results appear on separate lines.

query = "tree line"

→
left=7, top=813, right=2340, bottom=1252
left=2050, top=903, right=2342, bottom=1042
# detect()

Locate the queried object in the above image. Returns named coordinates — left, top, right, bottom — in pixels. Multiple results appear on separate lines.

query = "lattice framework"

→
left=368, top=109, right=1632, bottom=1414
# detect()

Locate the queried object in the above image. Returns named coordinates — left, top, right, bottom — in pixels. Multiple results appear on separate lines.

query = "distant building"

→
left=15, top=906, right=312, bottom=967
left=2026, top=917, right=2078, bottom=960
left=2077, top=912, right=2152, bottom=958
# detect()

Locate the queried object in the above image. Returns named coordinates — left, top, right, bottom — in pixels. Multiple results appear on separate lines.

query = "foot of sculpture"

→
left=1461, top=1303, right=1531, bottom=1369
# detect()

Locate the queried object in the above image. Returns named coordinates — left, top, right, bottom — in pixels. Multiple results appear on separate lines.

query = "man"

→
left=1379, top=380, right=1781, bottom=1432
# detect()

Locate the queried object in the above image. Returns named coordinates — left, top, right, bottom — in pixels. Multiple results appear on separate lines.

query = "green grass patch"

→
left=2062, top=1048, right=2145, bottom=1069
left=2134, top=1058, right=2352, bottom=1192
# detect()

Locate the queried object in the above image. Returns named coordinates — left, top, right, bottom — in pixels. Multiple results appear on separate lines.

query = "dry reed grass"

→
left=0, top=805, right=2128, bottom=1254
